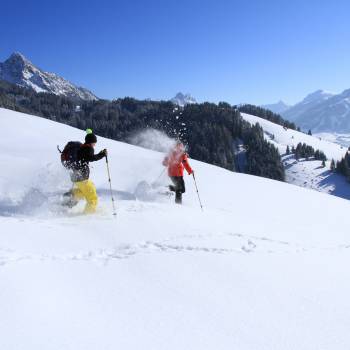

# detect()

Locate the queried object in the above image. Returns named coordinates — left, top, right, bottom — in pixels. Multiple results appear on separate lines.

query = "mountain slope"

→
left=282, top=90, right=334, bottom=124
left=1, top=107, right=350, bottom=350
left=241, top=112, right=350, bottom=199
left=0, top=52, right=97, bottom=100
left=281, top=89, right=350, bottom=133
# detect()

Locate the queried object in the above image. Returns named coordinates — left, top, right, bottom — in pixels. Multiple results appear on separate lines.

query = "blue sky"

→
left=1, top=0, right=350, bottom=105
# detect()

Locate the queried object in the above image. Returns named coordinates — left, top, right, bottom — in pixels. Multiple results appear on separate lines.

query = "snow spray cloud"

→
left=129, top=129, right=177, bottom=153
left=0, top=162, right=71, bottom=217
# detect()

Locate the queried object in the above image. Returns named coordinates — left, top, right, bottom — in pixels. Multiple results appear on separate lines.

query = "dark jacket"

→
left=71, top=144, right=105, bottom=182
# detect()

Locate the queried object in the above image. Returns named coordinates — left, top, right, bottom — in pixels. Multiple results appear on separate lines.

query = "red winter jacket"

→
left=163, top=146, right=193, bottom=177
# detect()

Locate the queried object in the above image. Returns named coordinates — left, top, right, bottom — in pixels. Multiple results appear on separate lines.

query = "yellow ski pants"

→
left=72, top=180, right=98, bottom=214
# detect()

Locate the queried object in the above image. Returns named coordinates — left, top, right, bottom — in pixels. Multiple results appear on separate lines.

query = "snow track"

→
left=0, top=230, right=339, bottom=268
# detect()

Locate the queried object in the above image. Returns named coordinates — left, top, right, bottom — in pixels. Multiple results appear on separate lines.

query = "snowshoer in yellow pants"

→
left=61, top=129, right=107, bottom=214
left=72, top=180, right=98, bottom=214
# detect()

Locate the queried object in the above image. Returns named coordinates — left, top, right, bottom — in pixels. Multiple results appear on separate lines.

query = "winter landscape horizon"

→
left=3, top=50, right=350, bottom=137
left=2, top=1, right=350, bottom=349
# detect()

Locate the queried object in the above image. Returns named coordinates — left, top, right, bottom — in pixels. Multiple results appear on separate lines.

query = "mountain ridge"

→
left=261, top=100, right=290, bottom=114
left=0, top=52, right=97, bottom=101
left=263, top=89, right=350, bottom=133
left=280, top=89, right=350, bottom=133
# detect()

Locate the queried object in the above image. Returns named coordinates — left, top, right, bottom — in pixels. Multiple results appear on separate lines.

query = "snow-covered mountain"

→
left=0, top=52, right=97, bottom=101
left=282, top=89, right=334, bottom=124
left=171, top=92, right=197, bottom=107
left=2, top=107, right=350, bottom=350
left=280, top=89, right=350, bottom=133
left=262, top=100, right=290, bottom=114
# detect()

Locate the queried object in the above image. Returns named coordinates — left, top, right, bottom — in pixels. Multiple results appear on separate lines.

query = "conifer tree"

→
left=331, top=159, right=335, bottom=171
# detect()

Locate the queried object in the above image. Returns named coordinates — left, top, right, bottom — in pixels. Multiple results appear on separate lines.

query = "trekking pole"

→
left=105, top=155, right=117, bottom=217
left=152, top=167, right=166, bottom=186
left=192, top=173, right=203, bottom=211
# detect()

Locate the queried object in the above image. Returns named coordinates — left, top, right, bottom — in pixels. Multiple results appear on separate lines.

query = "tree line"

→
left=0, top=79, right=285, bottom=181
left=333, top=151, right=350, bottom=179
left=238, top=104, right=297, bottom=130
left=287, top=143, right=327, bottom=161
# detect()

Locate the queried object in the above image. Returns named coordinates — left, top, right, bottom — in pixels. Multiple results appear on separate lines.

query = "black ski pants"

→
left=170, top=176, right=185, bottom=204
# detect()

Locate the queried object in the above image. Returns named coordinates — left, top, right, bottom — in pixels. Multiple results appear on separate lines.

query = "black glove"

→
left=100, top=149, right=108, bottom=157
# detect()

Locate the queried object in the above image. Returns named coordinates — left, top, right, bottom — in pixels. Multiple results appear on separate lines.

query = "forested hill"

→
left=0, top=79, right=284, bottom=181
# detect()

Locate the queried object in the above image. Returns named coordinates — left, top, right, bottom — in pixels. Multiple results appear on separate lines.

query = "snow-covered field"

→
left=1, top=108, right=350, bottom=350
left=315, top=132, right=350, bottom=148
left=242, top=112, right=350, bottom=199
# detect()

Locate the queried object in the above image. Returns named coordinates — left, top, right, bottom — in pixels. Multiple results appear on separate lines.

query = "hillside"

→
left=1, top=107, right=350, bottom=349
left=241, top=112, right=350, bottom=199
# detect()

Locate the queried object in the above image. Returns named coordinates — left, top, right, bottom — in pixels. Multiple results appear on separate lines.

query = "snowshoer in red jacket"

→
left=163, top=141, right=193, bottom=204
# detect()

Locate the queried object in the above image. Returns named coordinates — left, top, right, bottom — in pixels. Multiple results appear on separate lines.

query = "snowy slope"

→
left=242, top=112, right=345, bottom=159
left=0, top=52, right=97, bottom=100
left=242, top=112, right=350, bottom=199
left=315, top=132, right=350, bottom=148
left=1, top=108, right=350, bottom=350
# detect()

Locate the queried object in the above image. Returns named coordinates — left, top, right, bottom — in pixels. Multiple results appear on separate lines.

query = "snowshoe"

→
left=134, top=181, right=173, bottom=201
left=61, top=190, right=78, bottom=208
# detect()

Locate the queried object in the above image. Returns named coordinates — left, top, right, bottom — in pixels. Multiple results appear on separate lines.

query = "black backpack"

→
left=60, top=141, right=82, bottom=169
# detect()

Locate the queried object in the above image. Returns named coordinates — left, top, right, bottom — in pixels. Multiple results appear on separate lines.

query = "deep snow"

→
left=1, top=108, right=350, bottom=350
